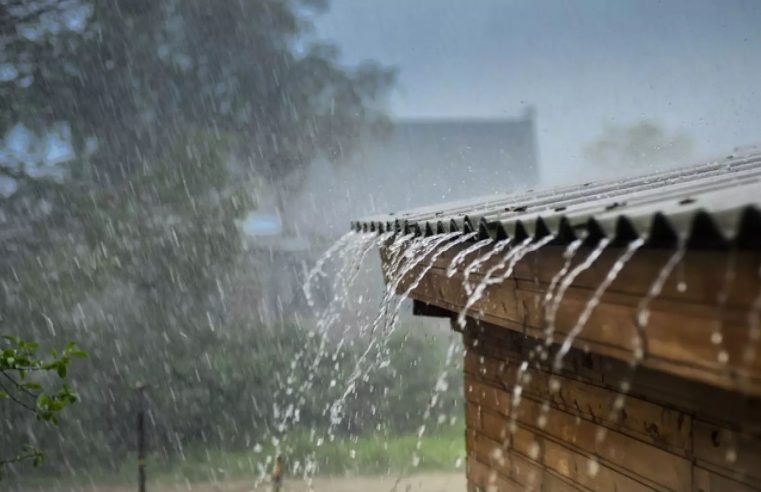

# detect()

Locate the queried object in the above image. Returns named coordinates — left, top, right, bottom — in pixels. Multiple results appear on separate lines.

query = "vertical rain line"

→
left=594, top=238, right=688, bottom=446
left=544, top=238, right=612, bottom=349
left=388, top=231, right=478, bottom=330
left=456, top=238, right=531, bottom=330
left=303, top=230, right=356, bottom=307
left=552, top=237, right=644, bottom=370
left=711, top=249, right=737, bottom=369
left=461, top=238, right=512, bottom=295
left=508, top=238, right=583, bottom=424
left=509, top=237, right=611, bottom=438
left=344, top=232, right=469, bottom=404
left=632, top=238, right=687, bottom=364
left=745, top=263, right=761, bottom=367
left=447, top=238, right=495, bottom=278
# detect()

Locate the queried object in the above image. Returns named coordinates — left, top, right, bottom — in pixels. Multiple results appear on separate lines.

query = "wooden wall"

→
left=395, top=245, right=761, bottom=396
left=384, top=239, right=761, bottom=489
left=461, top=319, right=761, bottom=492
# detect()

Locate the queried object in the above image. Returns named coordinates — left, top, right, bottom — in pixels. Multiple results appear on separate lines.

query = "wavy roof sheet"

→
left=352, top=152, right=761, bottom=249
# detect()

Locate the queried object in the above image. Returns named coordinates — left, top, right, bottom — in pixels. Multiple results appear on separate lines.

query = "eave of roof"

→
left=352, top=152, right=761, bottom=249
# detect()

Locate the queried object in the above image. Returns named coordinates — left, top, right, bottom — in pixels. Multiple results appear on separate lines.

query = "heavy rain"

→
left=2, top=1, right=761, bottom=492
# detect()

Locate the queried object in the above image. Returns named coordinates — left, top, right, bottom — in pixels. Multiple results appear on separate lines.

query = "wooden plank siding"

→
left=387, top=244, right=761, bottom=396
left=382, top=241, right=761, bottom=490
left=462, top=320, right=761, bottom=491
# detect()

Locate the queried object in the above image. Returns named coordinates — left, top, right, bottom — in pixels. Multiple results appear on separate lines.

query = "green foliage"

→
left=0, top=0, right=398, bottom=481
left=14, top=429, right=465, bottom=487
left=0, top=336, right=86, bottom=477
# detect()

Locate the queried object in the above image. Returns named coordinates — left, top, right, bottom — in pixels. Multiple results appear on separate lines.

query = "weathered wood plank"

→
left=461, top=319, right=761, bottom=432
left=692, top=420, right=761, bottom=487
left=400, top=264, right=761, bottom=394
left=467, top=429, right=547, bottom=491
left=464, top=349, right=693, bottom=456
left=692, top=466, right=761, bottom=492
left=431, top=246, right=761, bottom=309
left=466, top=455, right=525, bottom=492
left=468, top=380, right=692, bottom=491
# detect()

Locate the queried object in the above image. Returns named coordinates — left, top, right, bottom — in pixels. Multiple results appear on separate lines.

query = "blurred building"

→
left=289, top=108, right=540, bottom=237
left=230, top=109, right=540, bottom=325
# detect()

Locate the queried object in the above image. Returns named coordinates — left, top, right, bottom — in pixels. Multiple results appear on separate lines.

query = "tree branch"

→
left=0, top=373, right=36, bottom=412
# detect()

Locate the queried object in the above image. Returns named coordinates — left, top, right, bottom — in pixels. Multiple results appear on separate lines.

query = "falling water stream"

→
left=746, top=264, right=761, bottom=366
left=462, top=238, right=512, bottom=295
left=277, top=231, right=380, bottom=486
left=293, top=225, right=759, bottom=486
left=509, top=238, right=645, bottom=449
left=447, top=238, right=495, bottom=278
left=591, top=239, right=688, bottom=450
left=552, top=237, right=644, bottom=369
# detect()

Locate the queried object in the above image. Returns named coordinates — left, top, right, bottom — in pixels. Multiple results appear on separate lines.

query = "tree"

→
left=0, top=336, right=85, bottom=477
left=0, top=0, right=394, bottom=475
left=584, top=121, right=694, bottom=174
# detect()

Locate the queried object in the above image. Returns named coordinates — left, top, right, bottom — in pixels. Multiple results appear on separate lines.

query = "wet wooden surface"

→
left=463, top=321, right=761, bottom=491
left=385, top=243, right=761, bottom=395
left=381, top=240, right=761, bottom=490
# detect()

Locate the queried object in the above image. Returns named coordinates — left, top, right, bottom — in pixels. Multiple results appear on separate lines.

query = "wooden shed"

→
left=353, top=153, right=761, bottom=491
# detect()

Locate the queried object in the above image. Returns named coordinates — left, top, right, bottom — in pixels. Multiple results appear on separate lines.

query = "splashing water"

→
left=328, top=232, right=476, bottom=450
left=552, top=237, right=644, bottom=370
left=447, top=238, right=495, bottom=277
left=711, top=250, right=737, bottom=367
left=632, top=239, right=686, bottom=363
left=744, top=264, right=761, bottom=366
left=411, top=336, right=462, bottom=472
left=507, top=239, right=584, bottom=431
left=387, top=232, right=478, bottom=330
left=596, top=238, right=687, bottom=446
left=462, top=238, right=512, bottom=295
left=457, top=235, right=556, bottom=330
left=544, top=238, right=612, bottom=348
left=487, top=235, right=556, bottom=288
left=543, top=240, right=584, bottom=322
left=508, top=238, right=611, bottom=437
left=534, top=239, right=584, bottom=360
left=303, top=231, right=357, bottom=308
left=272, top=231, right=383, bottom=482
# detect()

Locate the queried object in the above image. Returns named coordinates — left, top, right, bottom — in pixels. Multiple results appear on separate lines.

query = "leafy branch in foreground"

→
left=0, top=336, right=87, bottom=477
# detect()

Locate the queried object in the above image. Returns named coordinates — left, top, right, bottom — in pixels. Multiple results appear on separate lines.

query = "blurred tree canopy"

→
left=584, top=121, right=694, bottom=173
left=0, top=0, right=397, bottom=477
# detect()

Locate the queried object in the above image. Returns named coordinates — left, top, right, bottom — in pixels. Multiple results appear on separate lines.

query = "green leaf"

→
left=36, top=393, right=49, bottom=408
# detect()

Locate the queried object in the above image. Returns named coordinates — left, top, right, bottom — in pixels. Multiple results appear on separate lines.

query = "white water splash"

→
left=597, top=238, right=687, bottom=446
left=632, top=239, right=686, bottom=363
left=447, top=238, right=494, bottom=278
left=745, top=264, right=761, bottom=365
left=303, top=231, right=357, bottom=307
left=461, top=238, right=512, bottom=295
left=544, top=238, right=611, bottom=349
left=553, top=238, right=644, bottom=370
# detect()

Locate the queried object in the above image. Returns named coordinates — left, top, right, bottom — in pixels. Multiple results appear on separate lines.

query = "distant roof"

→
left=352, top=152, right=761, bottom=249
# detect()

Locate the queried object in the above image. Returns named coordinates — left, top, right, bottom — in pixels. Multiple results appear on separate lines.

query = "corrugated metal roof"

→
left=351, top=152, right=761, bottom=249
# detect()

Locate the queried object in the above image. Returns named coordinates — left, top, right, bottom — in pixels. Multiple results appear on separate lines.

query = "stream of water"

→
left=294, top=227, right=755, bottom=485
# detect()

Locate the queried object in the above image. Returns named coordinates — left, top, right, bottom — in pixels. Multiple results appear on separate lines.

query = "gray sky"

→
left=313, top=0, right=761, bottom=183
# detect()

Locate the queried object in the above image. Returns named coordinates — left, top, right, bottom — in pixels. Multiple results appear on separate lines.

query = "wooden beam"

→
left=386, top=243, right=761, bottom=395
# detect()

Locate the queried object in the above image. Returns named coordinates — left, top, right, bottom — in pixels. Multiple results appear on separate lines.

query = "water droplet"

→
left=718, top=350, right=729, bottom=364
left=528, top=441, right=540, bottom=459
left=587, top=458, right=600, bottom=477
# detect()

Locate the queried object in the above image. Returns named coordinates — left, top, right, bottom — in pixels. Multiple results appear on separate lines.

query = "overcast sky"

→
left=313, top=0, right=761, bottom=182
